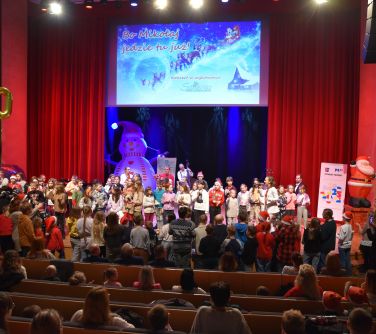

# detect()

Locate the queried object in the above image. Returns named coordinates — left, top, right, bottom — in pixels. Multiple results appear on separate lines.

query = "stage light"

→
left=40, top=0, right=48, bottom=11
left=189, top=0, right=204, bottom=9
left=130, top=0, right=139, bottom=7
left=111, top=123, right=119, bottom=130
left=314, top=0, right=328, bottom=4
left=84, top=0, right=94, bottom=9
left=221, top=0, right=229, bottom=3
left=155, top=0, right=168, bottom=10
left=49, top=1, right=63, bottom=15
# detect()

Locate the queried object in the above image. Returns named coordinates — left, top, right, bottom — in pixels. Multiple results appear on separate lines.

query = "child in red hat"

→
left=45, top=216, right=65, bottom=259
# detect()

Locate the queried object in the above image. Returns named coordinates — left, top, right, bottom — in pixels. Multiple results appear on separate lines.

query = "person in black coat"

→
left=114, top=243, right=144, bottom=266
left=241, top=225, right=258, bottom=272
left=318, top=209, right=337, bottom=273
left=199, top=224, right=221, bottom=269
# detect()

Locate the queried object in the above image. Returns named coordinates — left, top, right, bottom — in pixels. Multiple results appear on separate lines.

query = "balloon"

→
left=0, top=87, right=13, bottom=120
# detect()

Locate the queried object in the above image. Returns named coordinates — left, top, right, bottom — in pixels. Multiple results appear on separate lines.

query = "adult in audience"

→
left=42, top=265, right=61, bottom=282
left=103, top=212, right=127, bottom=261
left=0, top=250, right=26, bottom=290
left=362, top=269, right=376, bottom=303
left=194, top=214, right=208, bottom=256
left=303, top=217, right=321, bottom=272
left=83, top=244, right=109, bottom=263
left=199, top=224, right=221, bottom=269
left=21, top=305, right=41, bottom=319
left=18, top=201, right=36, bottom=256
left=148, top=245, right=175, bottom=268
left=0, top=292, right=14, bottom=334
left=9, top=197, right=22, bottom=253
left=148, top=304, right=173, bottom=332
left=212, top=214, right=227, bottom=245
left=284, top=264, right=323, bottom=300
left=318, top=208, right=337, bottom=273
left=68, top=271, right=87, bottom=286
left=130, top=214, right=150, bottom=263
left=70, top=287, right=134, bottom=329
left=220, top=225, right=243, bottom=266
left=114, top=243, right=144, bottom=266
left=30, top=309, right=61, bottom=334
left=218, top=252, right=238, bottom=272
left=172, top=268, right=206, bottom=294
left=169, top=206, right=195, bottom=268
left=241, top=225, right=258, bottom=272
left=190, top=281, right=251, bottom=334
left=347, top=308, right=373, bottom=334
left=77, top=206, right=93, bottom=261
left=0, top=202, right=14, bottom=253
left=281, top=309, right=305, bottom=334
left=319, top=251, right=346, bottom=276
left=255, top=286, right=271, bottom=296
left=26, top=237, right=56, bottom=260
left=132, top=265, right=161, bottom=290
left=281, top=252, right=303, bottom=276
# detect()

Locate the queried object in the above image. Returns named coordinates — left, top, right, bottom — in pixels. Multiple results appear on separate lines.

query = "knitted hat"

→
left=323, top=291, right=343, bottom=312
left=258, top=211, right=269, bottom=222
left=45, top=216, right=57, bottom=231
left=345, top=286, right=368, bottom=305
left=343, top=211, right=353, bottom=221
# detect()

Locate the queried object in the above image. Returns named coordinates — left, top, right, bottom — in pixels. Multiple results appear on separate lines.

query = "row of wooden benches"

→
left=21, top=258, right=364, bottom=295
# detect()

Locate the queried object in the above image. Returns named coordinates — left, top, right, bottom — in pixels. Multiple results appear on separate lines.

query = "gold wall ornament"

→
left=0, top=87, right=13, bottom=119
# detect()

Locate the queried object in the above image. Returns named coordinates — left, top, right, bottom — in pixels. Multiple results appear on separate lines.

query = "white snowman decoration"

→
left=113, top=121, right=156, bottom=189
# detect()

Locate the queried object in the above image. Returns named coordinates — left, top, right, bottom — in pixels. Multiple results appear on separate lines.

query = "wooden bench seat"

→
left=21, top=258, right=365, bottom=295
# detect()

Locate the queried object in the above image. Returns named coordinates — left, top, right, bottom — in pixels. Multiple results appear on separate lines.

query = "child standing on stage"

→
left=224, top=176, right=236, bottom=199
left=296, top=185, right=310, bottom=228
left=91, top=183, right=108, bottom=213
left=208, top=180, right=225, bottom=225
left=226, top=189, right=239, bottom=225
left=45, top=216, right=65, bottom=259
left=237, top=184, right=250, bottom=220
left=153, top=181, right=165, bottom=229
left=249, top=180, right=261, bottom=223
left=143, top=186, right=156, bottom=224
left=337, top=212, right=353, bottom=275
left=176, top=184, right=191, bottom=209
left=277, top=185, right=287, bottom=219
left=285, top=185, right=297, bottom=216
left=162, top=184, right=176, bottom=225
left=122, top=180, right=134, bottom=226
left=92, top=211, right=106, bottom=258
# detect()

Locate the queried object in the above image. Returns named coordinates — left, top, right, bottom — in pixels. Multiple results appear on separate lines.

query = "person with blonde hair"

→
left=70, top=287, right=134, bottom=329
left=284, top=264, right=323, bottom=300
left=132, top=265, right=161, bottom=290
left=91, top=211, right=106, bottom=258
left=77, top=206, right=93, bottom=261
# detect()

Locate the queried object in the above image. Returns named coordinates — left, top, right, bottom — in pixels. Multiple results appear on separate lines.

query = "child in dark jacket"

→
left=241, top=225, right=258, bottom=272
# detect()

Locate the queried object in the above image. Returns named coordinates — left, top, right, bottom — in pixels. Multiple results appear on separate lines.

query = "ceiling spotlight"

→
left=84, top=0, right=94, bottom=9
left=40, top=0, right=48, bottom=11
left=49, top=1, right=63, bottom=15
left=314, top=0, right=328, bottom=4
left=221, top=0, right=229, bottom=3
left=130, top=0, right=139, bottom=6
left=189, top=0, right=204, bottom=9
left=155, top=0, right=168, bottom=9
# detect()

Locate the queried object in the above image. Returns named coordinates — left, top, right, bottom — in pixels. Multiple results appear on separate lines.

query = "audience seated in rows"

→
left=26, top=238, right=55, bottom=260
left=103, top=267, right=122, bottom=288
left=148, top=245, right=175, bottom=268
left=42, top=265, right=61, bottom=282
left=320, top=251, right=347, bottom=277
left=0, top=250, right=26, bottom=291
left=172, top=268, right=206, bottom=294
left=133, top=265, right=161, bottom=291
left=30, top=308, right=62, bottom=334
left=68, top=271, right=87, bottom=286
left=0, top=292, right=14, bottom=334
left=83, top=244, right=109, bottom=263
left=114, top=243, right=144, bottom=266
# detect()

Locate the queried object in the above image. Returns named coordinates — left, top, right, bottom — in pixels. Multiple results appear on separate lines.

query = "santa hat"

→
left=258, top=211, right=269, bottom=222
left=343, top=211, right=353, bottom=221
left=9, top=175, right=16, bottom=180
left=45, top=216, right=57, bottom=231
left=323, top=291, right=343, bottom=312
left=281, top=215, right=293, bottom=224
left=344, top=286, right=368, bottom=306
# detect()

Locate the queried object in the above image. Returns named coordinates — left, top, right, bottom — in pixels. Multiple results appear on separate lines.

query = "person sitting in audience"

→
left=114, top=243, right=144, bottom=266
left=69, top=271, right=87, bottom=286
left=30, top=309, right=62, bottom=334
left=284, top=264, right=323, bottom=300
left=212, top=214, right=228, bottom=246
left=347, top=308, right=373, bottom=334
left=362, top=269, right=376, bottom=303
left=0, top=292, right=14, bottom=334
left=70, top=287, right=134, bottom=329
left=0, top=250, right=26, bottom=290
left=103, top=267, right=122, bottom=288
left=343, top=284, right=369, bottom=307
left=282, top=252, right=303, bottom=275
left=133, top=265, right=161, bottom=290
left=241, top=225, right=258, bottom=272
left=26, top=237, right=56, bottom=260
left=172, top=268, right=206, bottom=294
left=319, top=251, right=347, bottom=277
left=190, top=281, right=251, bottom=334
left=218, top=252, right=239, bottom=272
left=255, top=285, right=271, bottom=296
left=148, top=245, right=175, bottom=268
left=281, top=309, right=305, bottom=334
left=84, top=244, right=109, bottom=263
left=42, top=265, right=61, bottom=282
left=21, top=305, right=42, bottom=318
left=321, top=291, right=345, bottom=316
left=199, top=224, right=221, bottom=269
left=148, top=304, right=174, bottom=333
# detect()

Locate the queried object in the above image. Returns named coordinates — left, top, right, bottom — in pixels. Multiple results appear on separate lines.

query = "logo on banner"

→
left=320, top=185, right=343, bottom=204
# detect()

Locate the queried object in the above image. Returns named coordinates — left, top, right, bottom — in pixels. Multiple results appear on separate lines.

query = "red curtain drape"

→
left=267, top=8, right=360, bottom=215
left=28, top=15, right=107, bottom=182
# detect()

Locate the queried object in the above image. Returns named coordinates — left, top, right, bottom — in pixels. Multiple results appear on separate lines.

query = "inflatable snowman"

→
left=113, top=121, right=156, bottom=189
left=347, top=156, right=375, bottom=208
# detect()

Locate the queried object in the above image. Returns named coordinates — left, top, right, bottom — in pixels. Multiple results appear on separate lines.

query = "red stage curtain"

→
left=27, top=16, right=107, bottom=182
left=267, top=8, right=360, bottom=216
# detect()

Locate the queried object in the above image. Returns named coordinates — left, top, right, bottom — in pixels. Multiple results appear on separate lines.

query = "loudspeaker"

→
left=363, top=0, right=376, bottom=63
